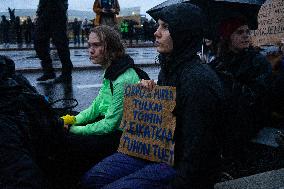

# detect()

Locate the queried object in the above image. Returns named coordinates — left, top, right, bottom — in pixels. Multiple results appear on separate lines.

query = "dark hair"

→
left=216, top=38, right=231, bottom=57
left=216, top=16, right=249, bottom=57
left=89, top=26, right=125, bottom=68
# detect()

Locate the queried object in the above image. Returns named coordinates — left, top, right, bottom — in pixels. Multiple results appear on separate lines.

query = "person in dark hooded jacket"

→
left=0, top=55, right=63, bottom=189
left=210, top=17, right=272, bottom=174
left=80, top=3, right=224, bottom=189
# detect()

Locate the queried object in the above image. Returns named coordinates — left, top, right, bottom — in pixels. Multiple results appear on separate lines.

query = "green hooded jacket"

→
left=69, top=55, right=143, bottom=135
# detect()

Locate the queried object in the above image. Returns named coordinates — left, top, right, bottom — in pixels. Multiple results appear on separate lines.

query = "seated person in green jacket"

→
left=57, top=25, right=149, bottom=179
left=62, top=25, right=148, bottom=135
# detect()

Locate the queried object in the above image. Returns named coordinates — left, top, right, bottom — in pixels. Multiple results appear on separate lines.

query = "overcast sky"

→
left=0, top=0, right=165, bottom=16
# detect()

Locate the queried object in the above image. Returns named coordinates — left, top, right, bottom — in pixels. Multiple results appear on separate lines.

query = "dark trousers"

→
left=81, top=153, right=176, bottom=189
left=25, top=31, right=32, bottom=44
left=0, top=117, right=50, bottom=189
left=43, top=130, right=122, bottom=188
left=34, top=19, right=73, bottom=76
left=73, top=33, right=80, bottom=45
left=2, top=31, right=9, bottom=43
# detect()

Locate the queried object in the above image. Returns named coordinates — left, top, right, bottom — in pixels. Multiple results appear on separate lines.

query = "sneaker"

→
left=36, top=73, right=56, bottom=82
left=53, top=74, right=72, bottom=83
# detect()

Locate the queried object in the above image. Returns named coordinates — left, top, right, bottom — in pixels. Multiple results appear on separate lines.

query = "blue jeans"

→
left=81, top=153, right=176, bottom=189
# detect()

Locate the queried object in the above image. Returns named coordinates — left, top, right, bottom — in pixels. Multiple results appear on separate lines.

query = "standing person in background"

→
left=142, top=20, right=149, bottom=42
left=93, top=0, right=120, bottom=27
left=14, top=16, right=22, bottom=47
left=23, top=16, right=33, bottom=47
left=81, top=18, right=90, bottom=45
left=120, top=19, right=128, bottom=43
left=72, top=18, right=81, bottom=46
left=34, top=0, right=73, bottom=83
left=1, top=15, right=10, bottom=47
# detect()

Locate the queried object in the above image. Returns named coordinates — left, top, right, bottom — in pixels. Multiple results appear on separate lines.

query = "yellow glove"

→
left=61, top=114, right=76, bottom=125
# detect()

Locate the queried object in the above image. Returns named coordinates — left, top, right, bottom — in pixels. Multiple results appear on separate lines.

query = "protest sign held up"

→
left=118, top=84, right=176, bottom=166
left=251, top=0, right=284, bottom=46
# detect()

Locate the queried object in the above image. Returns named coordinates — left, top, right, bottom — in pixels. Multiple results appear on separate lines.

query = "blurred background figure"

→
left=14, top=16, right=22, bottom=48
left=120, top=19, right=128, bottom=43
left=23, top=16, right=34, bottom=47
left=81, top=18, right=90, bottom=45
left=72, top=18, right=81, bottom=46
left=93, top=0, right=120, bottom=27
left=0, top=15, right=10, bottom=47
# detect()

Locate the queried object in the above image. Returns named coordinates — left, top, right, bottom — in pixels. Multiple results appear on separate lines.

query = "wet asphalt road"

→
left=1, top=47, right=159, bottom=112
left=1, top=47, right=158, bottom=70
left=21, top=66, right=160, bottom=112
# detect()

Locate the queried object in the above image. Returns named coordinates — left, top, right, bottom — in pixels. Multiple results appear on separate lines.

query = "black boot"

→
left=53, top=74, right=72, bottom=83
left=36, top=73, right=56, bottom=82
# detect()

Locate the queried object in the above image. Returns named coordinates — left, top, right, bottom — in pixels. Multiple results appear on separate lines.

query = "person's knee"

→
left=80, top=165, right=107, bottom=189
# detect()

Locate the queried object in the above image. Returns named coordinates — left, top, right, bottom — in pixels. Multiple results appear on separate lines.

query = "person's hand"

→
left=139, top=79, right=156, bottom=91
left=110, top=8, right=115, bottom=13
left=102, top=8, right=107, bottom=13
left=61, top=114, right=76, bottom=125
left=63, top=124, right=69, bottom=131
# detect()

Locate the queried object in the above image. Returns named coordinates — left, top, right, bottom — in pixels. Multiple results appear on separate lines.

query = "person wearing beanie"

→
left=81, top=3, right=224, bottom=189
left=210, top=16, right=273, bottom=177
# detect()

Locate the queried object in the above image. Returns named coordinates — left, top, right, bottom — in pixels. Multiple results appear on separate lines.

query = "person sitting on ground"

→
left=0, top=55, right=64, bottom=189
left=210, top=16, right=273, bottom=177
left=59, top=26, right=149, bottom=174
left=80, top=3, right=224, bottom=189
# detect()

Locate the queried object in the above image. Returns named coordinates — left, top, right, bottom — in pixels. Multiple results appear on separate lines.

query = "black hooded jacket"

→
left=210, top=48, right=272, bottom=156
left=0, top=56, right=63, bottom=189
left=151, top=3, right=225, bottom=189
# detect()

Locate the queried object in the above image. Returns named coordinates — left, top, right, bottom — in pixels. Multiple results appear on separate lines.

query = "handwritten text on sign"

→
left=118, top=84, right=176, bottom=166
left=251, top=0, right=284, bottom=46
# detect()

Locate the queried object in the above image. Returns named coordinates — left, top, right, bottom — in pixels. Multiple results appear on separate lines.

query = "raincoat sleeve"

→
left=70, top=69, right=140, bottom=135
left=73, top=89, right=104, bottom=126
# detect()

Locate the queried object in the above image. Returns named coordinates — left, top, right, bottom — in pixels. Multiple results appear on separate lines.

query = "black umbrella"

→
left=147, top=0, right=189, bottom=15
left=147, top=0, right=266, bottom=38
left=195, top=0, right=266, bottom=31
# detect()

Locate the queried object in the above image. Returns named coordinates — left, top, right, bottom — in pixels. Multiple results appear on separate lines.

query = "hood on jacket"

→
left=149, top=3, right=207, bottom=75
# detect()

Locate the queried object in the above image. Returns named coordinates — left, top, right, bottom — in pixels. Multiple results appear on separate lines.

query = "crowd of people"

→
left=0, top=15, right=34, bottom=47
left=0, top=14, right=93, bottom=48
left=1, top=1, right=284, bottom=189
left=0, top=14, right=155, bottom=48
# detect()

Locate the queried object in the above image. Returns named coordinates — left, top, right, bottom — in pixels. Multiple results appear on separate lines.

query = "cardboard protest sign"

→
left=251, top=0, right=284, bottom=46
left=118, top=84, right=176, bottom=166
